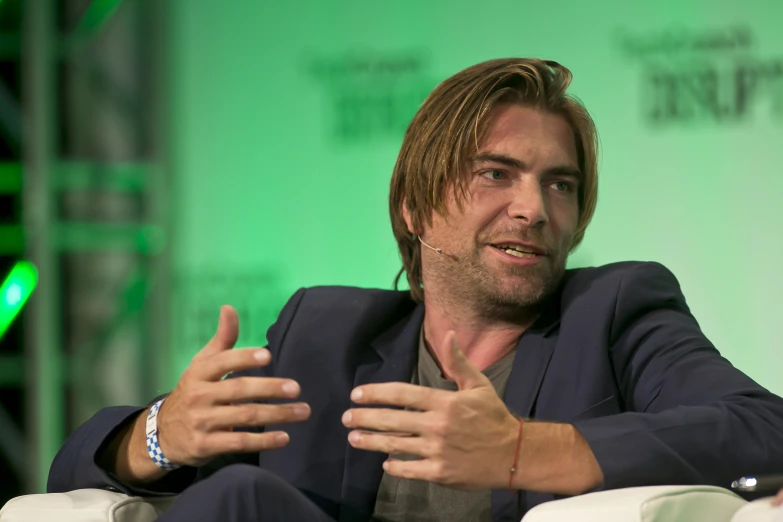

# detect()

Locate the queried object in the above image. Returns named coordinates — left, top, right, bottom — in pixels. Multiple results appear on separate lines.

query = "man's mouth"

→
left=490, top=244, right=544, bottom=259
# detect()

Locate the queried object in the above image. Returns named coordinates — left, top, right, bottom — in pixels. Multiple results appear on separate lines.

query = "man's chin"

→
left=492, top=271, right=560, bottom=305
left=460, top=257, right=562, bottom=307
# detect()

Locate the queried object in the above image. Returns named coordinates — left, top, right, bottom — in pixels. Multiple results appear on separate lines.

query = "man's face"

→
left=412, top=104, right=581, bottom=315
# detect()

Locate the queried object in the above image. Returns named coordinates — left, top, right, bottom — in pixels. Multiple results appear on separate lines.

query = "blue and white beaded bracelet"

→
left=145, top=399, right=181, bottom=470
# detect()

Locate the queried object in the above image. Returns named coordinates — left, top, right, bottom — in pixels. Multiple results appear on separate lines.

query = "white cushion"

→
left=731, top=497, right=783, bottom=522
left=0, top=485, right=754, bottom=522
left=521, top=485, right=747, bottom=522
left=0, top=489, right=176, bottom=522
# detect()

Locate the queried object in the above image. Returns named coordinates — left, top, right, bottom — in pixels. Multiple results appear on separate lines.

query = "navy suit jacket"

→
left=48, top=262, right=783, bottom=521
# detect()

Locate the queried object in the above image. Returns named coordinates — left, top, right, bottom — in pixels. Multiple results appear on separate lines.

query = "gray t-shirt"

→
left=371, top=329, right=516, bottom=522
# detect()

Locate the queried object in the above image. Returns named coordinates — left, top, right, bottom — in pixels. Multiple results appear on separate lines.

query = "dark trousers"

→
left=157, top=464, right=337, bottom=522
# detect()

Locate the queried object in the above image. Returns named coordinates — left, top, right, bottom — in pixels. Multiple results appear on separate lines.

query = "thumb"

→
left=440, top=331, right=492, bottom=391
left=204, top=305, right=239, bottom=354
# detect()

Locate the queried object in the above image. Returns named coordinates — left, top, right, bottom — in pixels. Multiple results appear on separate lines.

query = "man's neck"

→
left=421, top=295, right=540, bottom=375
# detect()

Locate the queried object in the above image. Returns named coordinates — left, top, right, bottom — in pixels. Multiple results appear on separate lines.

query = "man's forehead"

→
left=471, top=107, right=579, bottom=169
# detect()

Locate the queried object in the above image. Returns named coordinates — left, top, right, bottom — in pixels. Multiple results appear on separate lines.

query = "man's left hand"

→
left=342, top=331, right=520, bottom=491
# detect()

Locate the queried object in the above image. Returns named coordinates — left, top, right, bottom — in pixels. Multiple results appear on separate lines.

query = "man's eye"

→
left=552, top=181, right=573, bottom=192
left=482, top=169, right=506, bottom=180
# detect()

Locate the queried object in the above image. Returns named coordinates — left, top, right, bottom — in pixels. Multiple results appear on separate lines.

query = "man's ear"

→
left=402, top=198, right=414, bottom=235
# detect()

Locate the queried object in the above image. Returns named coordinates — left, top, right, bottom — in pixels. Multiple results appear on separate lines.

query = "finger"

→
left=348, top=430, right=429, bottom=457
left=439, top=330, right=491, bottom=390
left=191, top=347, right=271, bottom=381
left=351, top=382, right=448, bottom=410
left=207, top=403, right=311, bottom=429
left=773, top=489, right=783, bottom=506
left=212, top=376, right=302, bottom=403
left=342, top=408, right=427, bottom=434
left=202, top=306, right=239, bottom=356
left=382, top=458, right=443, bottom=484
left=208, top=430, right=292, bottom=454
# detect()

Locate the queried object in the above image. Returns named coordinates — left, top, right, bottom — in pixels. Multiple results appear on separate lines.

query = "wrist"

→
left=486, top=414, right=522, bottom=490
left=509, top=422, right=603, bottom=495
left=506, top=416, right=525, bottom=492
left=509, top=420, right=545, bottom=491
left=145, top=399, right=182, bottom=470
left=112, top=410, right=169, bottom=485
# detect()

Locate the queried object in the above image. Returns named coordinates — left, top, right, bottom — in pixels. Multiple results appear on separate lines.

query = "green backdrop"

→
left=166, top=0, right=783, bottom=395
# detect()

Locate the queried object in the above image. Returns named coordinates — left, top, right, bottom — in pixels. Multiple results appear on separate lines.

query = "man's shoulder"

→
left=563, top=260, right=678, bottom=291
left=298, top=285, right=415, bottom=308
left=269, top=285, right=419, bottom=350
left=289, top=285, right=418, bottom=327
left=557, top=260, right=685, bottom=319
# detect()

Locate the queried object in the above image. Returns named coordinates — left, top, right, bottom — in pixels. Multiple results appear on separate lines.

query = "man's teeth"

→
left=495, top=245, right=538, bottom=258
left=503, top=249, right=536, bottom=258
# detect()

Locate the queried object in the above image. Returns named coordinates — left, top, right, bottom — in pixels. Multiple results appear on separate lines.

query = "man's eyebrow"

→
left=545, top=165, right=583, bottom=181
left=469, top=152, right=582, bottom=180
left=469, top=152, right=527, bottom=170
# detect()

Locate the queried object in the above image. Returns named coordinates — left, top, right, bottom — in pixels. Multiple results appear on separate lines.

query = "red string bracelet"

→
left=509, top=417, right=524, bottom=495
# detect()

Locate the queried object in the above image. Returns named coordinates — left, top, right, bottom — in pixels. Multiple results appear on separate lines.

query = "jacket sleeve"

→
left=46, top=403, right=199, bottom=496
left=572, top=262, right=783, bottom=489
left=46, top=288, right=307, bottom=495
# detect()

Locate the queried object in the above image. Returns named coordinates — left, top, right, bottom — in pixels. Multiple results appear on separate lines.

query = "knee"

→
left=176, top=465, right=287, bottom=521
left=202, top=464, right=300, bottom=513
left=187, top=464, right=327, bottom=521
left=208, top=463, right=278, bottom=491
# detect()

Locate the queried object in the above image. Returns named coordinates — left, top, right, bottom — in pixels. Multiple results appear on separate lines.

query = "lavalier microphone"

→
left=416, top=235, right=443, bottom=255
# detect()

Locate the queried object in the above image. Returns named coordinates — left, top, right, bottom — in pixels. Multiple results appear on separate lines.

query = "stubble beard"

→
left=442, top=245, right=566, bottom=324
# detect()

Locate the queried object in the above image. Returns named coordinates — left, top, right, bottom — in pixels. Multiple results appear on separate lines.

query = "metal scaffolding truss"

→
left=0, top=0, right=173, bottom=493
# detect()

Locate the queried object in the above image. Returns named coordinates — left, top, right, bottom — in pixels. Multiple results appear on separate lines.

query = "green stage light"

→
left=6, top=283, right=22, bottom=306
left=0, top=261, right=38, bottom=340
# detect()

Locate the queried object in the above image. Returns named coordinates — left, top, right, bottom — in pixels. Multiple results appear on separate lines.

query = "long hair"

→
left=389, top=58, right=599, bottom=302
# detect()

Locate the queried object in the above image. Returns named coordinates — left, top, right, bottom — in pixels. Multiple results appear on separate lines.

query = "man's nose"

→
left=508, top=179, right=548, bottom=226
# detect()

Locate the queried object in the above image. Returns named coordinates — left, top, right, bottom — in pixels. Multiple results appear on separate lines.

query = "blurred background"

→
left=0, top=0, right=781, bottom=507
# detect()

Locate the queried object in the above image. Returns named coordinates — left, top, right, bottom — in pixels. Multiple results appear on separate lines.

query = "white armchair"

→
left=1, top=486, right=780, bottom=522
left=0, top=490, right=176, bottom=522
left=731, top=498, right=783, bottom=522
left=521, top=485, right=779, bottom=522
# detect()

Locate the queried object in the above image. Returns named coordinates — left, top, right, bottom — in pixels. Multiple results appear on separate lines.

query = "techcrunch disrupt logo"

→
left=617, top=26, right=783, bottom=126
left=308, top=51, right=437, bottom=143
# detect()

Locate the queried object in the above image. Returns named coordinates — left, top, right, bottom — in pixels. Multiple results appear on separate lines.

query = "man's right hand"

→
left=105, top=305, right=310, bottom=484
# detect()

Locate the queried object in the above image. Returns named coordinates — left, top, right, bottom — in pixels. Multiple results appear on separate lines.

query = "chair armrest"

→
left=731, top=497, right=783, bottom=522
left=521, top=485, right=748, bottom=522
left=0, top=489, right=176, bottom=522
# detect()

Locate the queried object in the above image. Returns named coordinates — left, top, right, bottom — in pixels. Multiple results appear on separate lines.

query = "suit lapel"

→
left=491, top=311, right=560, bottom=522
left=338, top=304, right=424, bottom=522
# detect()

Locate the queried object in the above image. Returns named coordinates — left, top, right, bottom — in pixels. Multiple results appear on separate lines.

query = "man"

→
left=48, top=58, right=783, bottom=522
